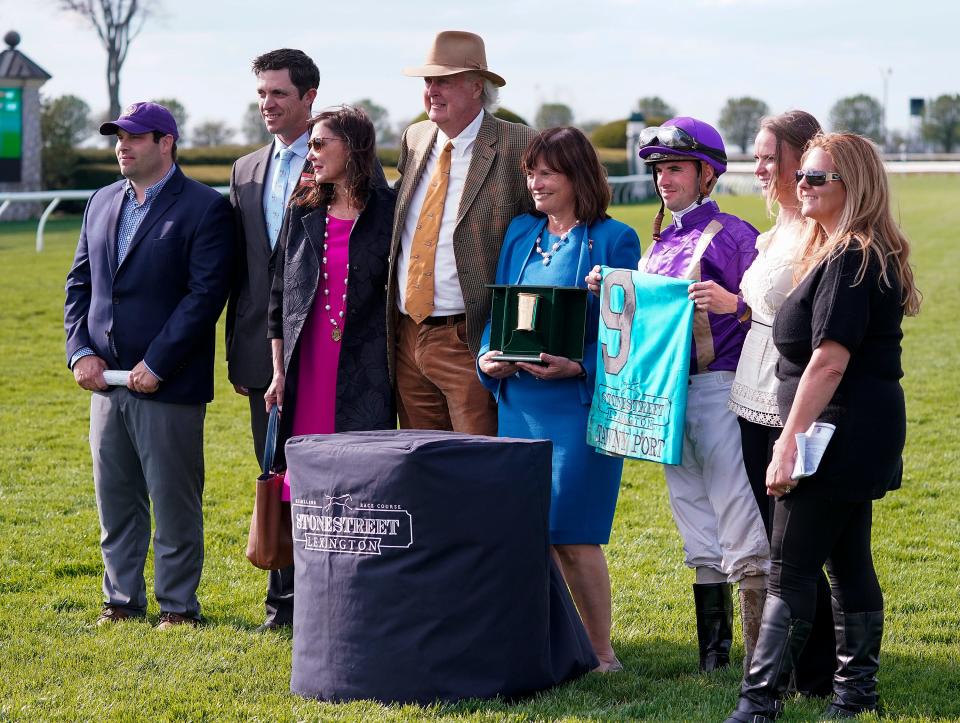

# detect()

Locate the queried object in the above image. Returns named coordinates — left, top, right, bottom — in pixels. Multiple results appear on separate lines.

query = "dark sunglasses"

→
left=638, top=125, right=727, bottom=163
left=795, top=170, right=842, bottom=186
left=307, top=136, right=343, bottom=152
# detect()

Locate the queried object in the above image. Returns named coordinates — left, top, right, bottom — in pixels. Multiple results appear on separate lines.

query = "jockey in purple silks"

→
left=638, top=117, right=769, bottom=674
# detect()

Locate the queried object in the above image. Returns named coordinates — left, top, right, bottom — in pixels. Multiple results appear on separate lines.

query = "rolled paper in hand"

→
left=102, top=370, right=131, bottom=386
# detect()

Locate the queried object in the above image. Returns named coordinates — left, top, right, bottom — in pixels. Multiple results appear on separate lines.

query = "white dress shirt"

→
left=396, top=109, right=485, bottom=316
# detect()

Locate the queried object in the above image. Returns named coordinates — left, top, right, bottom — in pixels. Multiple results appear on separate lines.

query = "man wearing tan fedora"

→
left=387, top=30, right=535, bottom=434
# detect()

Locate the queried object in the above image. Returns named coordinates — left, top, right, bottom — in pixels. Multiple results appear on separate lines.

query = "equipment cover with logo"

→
left=285, top=429, right=597, bottom=703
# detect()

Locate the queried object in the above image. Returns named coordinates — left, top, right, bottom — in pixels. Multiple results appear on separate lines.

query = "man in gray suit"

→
left=226, top=48, right=318, bottom=631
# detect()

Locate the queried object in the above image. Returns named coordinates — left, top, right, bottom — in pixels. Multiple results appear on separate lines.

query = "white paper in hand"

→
left=102, top=370, right=131, bottom=386
left=792, top=422, right=836, bottom=479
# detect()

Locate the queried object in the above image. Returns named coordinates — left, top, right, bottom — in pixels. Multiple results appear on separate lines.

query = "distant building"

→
left=626, top=111, right=646, bottom=176
left=0, top=30, right=51, bottom=220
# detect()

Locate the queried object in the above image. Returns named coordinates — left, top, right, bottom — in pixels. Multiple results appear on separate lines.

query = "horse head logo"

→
left=322, top=494, right=354, bottom=511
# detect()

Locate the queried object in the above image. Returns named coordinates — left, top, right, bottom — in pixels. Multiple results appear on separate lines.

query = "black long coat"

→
left=267, top=186, right=396, bottom=462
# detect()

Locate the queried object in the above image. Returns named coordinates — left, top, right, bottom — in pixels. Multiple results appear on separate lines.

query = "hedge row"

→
left=74, top=145, right=403, bottom=168
left=66, top=146, right=628, bottom=189
left=74, top=145, right=261, bottom=165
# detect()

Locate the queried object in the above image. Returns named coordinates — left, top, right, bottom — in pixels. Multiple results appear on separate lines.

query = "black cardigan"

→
left=267, top=186, right=397, bottom=461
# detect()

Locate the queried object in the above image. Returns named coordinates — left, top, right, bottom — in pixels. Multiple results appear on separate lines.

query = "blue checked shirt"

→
left=70, top=164, right=178, bottom=375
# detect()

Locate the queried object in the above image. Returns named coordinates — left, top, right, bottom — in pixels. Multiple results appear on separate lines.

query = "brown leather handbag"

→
left=246, top=405, right=293, bottom=570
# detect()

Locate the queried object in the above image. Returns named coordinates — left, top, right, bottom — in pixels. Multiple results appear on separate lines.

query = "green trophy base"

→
left=486, top=284, right=588, bottom=362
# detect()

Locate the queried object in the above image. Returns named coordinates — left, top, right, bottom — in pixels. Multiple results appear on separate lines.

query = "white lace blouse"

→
left=729, top=222, right=805, bottom=426
left=739, top=223, right=805, bottom=326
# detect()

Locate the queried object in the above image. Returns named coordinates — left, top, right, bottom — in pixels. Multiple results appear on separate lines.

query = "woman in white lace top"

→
left=729, top=110, right=821, bottom=529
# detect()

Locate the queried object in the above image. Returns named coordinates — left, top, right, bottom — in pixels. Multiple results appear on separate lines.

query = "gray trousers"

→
left=90, top=389, right=205, bottom=618
left=664, top=371, right=770, bottom=582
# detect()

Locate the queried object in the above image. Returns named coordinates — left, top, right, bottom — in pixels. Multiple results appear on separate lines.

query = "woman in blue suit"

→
left=478, top=127, right=641, bottom=672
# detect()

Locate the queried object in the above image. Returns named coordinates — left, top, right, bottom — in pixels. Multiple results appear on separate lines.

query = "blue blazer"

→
left=478, top=213, right=642, bottom=405
left=64, top=167, right=235, bottom=404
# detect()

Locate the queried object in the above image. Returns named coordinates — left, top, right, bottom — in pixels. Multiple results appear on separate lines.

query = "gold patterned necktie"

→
left=405, top=140, right=455, bottom=323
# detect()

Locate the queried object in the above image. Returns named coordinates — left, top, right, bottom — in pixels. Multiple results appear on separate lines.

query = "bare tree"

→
left=58, top=0, right=155, bottom=122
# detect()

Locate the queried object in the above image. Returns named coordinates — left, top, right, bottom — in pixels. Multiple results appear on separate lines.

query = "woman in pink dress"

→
left=265, top=106, right=396, bottom=492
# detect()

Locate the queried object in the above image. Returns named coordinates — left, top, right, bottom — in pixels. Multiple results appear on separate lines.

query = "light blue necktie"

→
left=266, top=148, right=295, bottom=248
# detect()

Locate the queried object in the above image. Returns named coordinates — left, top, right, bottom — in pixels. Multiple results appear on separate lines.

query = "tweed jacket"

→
left=386, top=111, right=535, bottom=377
left=267, top=186, right=397, bottom=458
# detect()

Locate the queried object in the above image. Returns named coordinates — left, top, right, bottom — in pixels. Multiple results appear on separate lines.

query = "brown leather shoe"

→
left=156, top=612, right=200, bottom=630
left=96, top=606, right=134, bottom=626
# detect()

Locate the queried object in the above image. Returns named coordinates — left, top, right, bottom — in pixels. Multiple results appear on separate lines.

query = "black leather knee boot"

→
left=790, top=570, right=836, bottom=697
left=823, top=599, right=883, bottom=717
left=725, top=595, right=812, bottom=723
left=694, top=582, right=733, bottom=672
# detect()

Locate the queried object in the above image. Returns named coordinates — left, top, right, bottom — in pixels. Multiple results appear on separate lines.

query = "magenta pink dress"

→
left=282, top=215, right=351, bottom=501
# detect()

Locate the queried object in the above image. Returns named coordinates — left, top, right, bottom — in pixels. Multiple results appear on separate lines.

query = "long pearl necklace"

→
left=535, top=220, right=580, bottom=266
left=322, top=214, right=353, bottom=342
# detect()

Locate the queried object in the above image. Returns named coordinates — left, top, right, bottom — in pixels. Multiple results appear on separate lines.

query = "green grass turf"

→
left=1, top=175, right=958, bottom=720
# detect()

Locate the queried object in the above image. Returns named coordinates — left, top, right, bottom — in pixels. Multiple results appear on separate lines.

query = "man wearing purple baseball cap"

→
left=65, top=100, right=234, bottom=630
left=589, top=116, right=768, bottom=673
left=99, top=101, right=180, bottom=140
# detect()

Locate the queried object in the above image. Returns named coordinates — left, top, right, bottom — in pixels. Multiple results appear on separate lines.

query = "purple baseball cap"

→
left=99, top=101, right=179, bottom=141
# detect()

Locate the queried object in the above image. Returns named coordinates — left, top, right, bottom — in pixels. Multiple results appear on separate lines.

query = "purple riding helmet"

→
left=638, top=116, right=728, bottom=240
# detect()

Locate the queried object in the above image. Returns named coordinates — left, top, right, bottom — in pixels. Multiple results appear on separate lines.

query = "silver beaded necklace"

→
left=534, top=220, right=580, bottom=266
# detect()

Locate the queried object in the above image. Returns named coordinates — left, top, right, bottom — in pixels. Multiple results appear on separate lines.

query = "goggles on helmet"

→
left=638, top=125, right=727, bottom=164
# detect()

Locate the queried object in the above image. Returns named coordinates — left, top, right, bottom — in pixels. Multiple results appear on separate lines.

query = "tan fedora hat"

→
left=403, top=30, right=506, bottom=87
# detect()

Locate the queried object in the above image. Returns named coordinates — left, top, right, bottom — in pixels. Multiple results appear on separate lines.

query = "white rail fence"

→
left=0, top=186, right=230, bottom=252
left=3, top=160, right=958, bottom=252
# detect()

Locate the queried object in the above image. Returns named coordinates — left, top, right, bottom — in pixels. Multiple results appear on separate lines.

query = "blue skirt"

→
left=498, top=372, right=624, bottom=544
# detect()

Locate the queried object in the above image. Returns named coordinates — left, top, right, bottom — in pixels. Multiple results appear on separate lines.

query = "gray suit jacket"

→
left=386, top=112, right=535, bottom=377
left=226, top=143, right=276, bottom=389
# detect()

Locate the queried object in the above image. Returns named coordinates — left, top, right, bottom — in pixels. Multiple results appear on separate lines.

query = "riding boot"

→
left=739, top=586, right=767, bottom=675
left=694, top=582, right=733, bottom=671
left=791, top=570, right=836, bottom=697
left=823, top=599, right=883, bottom=717
left=724, top=595, right=812, bottom=723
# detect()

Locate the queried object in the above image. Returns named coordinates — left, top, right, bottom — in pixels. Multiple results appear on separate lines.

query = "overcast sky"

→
left=4, top=0, right=958, bottom=145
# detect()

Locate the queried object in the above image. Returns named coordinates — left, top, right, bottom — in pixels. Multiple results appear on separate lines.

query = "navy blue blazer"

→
left=64, top=166, right=235, bottom=404
left=478, top=213, right=642, bottom=405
